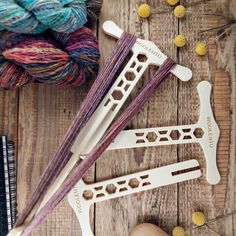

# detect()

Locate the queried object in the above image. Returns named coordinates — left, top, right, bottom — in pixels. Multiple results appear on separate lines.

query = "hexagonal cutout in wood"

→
left=125, top=71, right=136, bottom=81
left=137, top=54, right=147, bottom=63
left=82, top=190, right=94, bottom=200
left=193, top=128, right=204, bottom=138
left=111, top=90, right=123, bottom=100
left=146, top=132, right=158, bottom=142
left=105, top=183, right=117, bottom=194
left=129, top=178, right=140, bottom=188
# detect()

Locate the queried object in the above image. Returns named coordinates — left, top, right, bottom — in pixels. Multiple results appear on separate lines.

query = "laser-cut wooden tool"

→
left=35, top=20, right=193, bottom=214
left=108, top=81, right=220, bottom=185
left=66, top=23, right=220, bottom=235
left=9, top=21, right=220, bottom=236
left=67, top=81, right=220, bottom=236
left=68, top=160, right=201, bottom=236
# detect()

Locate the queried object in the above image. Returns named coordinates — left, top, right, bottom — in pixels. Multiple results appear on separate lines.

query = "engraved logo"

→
left=136, top=41, right=162, bottom=59
left=73, top=186, right=83, bottom=214
left=207, top=116, right=214, bottom=148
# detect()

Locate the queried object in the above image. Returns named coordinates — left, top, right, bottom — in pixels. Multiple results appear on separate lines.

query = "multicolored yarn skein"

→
left=0, top=27, right=100, bottom=89
left=0, top=0, right=102, bottom=34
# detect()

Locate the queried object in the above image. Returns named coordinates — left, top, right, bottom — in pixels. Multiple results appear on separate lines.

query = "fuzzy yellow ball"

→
left=167, top=0, right=179, bottom=6
left=172, top=226, right=185, bottom=236
left=192, top=212, right=206, bottom=226
left=195, top=42, right=207, bottom=56
left=174, top=5, right=186, bottom=18
left=138, top=4, right=151, bottom=18
left=174, top=34, right=186, bottom=47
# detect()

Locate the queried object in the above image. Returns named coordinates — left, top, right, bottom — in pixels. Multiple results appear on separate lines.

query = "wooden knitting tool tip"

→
left=108, top=81, right=220, bottom=185
left=68, top=159, right=201, bottom=236
left=103, top=20, right=192, bottom=82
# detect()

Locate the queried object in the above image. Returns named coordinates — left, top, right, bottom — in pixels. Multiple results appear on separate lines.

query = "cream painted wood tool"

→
left=68, top=160, right=201, bottom=236
left=108, top=81, right=220, bottom=185
left=71, top=21, right=192, bottom=158
left=34, top=20, right=193, bottom=216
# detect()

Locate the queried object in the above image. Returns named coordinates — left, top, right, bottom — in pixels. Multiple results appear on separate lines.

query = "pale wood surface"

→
left=0, top=0, right=234, bottom=235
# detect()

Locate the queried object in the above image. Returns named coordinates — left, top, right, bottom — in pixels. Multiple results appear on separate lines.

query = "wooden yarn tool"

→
left=68, top=160, right=201, bottom=236
left=67, top=81, right=220, bottom=235
left=108, top=81, right=220, bottom=185
left=9, top=21, right=193, bottom=236
left=71, top=21, right=192, bottom=158
left=35, top=21, right=192, bottom=215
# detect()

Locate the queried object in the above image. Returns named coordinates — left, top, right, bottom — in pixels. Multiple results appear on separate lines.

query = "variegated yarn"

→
left=0, top=28, right=100, bottom=89
left=0, top=0, right=102, bottom=34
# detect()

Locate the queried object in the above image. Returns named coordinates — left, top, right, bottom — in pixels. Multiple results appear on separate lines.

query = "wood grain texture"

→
left=95, top=1, right=178, bottom=235
left=0, top=0, right=233, bottom=235
left=178, top=0, right=233, bottom=235
left=17, top=83, right=95, bottom=236
left=0, top=89, right=18, bottom=142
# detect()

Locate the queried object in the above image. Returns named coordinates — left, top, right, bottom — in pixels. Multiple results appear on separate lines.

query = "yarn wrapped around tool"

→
left=0, top=0, right=102, bottom=34
left=0, top=27, right=100, bottom=89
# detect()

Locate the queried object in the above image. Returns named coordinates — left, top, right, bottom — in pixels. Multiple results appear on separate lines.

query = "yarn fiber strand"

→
left=0, top=27, right=100, bottom=88
left=20, top=57, right=176, bottom=236
left=85, top=0, right=103, bottom=23
left=13, top=32, right=137, bottom=229
left=0, top=0, right=102, bottom=34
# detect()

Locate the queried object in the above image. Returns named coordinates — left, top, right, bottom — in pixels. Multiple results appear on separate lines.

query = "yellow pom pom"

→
left=192, top=212, right=206, bottom=226
left=174, top=5, right=186, bottom=18
left=174, top=34, right=186, bottom=47
left=172, top=226, right=185, bottom=236
left=195, top=42, right=207, bottom=56
left=138, top=4, right=151, bottom=18
left=167, top=0, right=179, bottom=6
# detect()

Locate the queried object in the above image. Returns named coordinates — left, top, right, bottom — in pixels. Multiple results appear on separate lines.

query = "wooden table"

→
left=0, top=0, right=235, bottom=235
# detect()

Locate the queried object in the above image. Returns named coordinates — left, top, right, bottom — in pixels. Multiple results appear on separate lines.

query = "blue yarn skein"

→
left=0, top=0, right=97, bottom=34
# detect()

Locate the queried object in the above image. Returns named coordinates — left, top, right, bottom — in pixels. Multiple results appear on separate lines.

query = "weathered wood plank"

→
left=178, top=0, right=233, bottom=235
left=12, top=1, right=233, bottom=236
left=17, top=83, right=95, bottom=236
left=95, top=0, right=178, bottom=235
left=0, top=89, right=18, bottom=142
